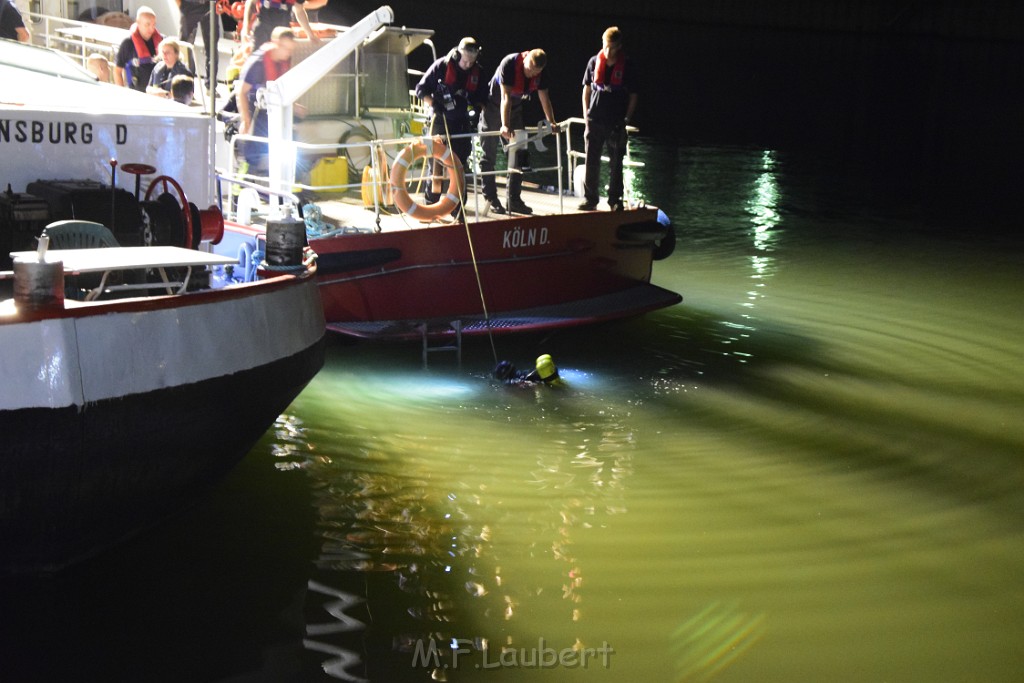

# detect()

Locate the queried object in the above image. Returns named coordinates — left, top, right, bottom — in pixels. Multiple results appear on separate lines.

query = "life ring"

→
left=389, top=136, right=465, bottom=221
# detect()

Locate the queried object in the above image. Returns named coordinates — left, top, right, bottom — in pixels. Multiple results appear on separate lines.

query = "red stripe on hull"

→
left=311, top=209, right=661, bottom=324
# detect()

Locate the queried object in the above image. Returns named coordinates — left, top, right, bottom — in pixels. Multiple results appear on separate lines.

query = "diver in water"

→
left=493, top=354, right=563, bottom=387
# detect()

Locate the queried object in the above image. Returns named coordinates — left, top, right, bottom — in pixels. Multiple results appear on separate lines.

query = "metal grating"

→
left=325, top=283, right=682, bottom=340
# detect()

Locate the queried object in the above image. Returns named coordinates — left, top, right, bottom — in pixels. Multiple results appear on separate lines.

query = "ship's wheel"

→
left=121, top=162, right=157, bottom=201
left=145, top=175, right=194, bottom=249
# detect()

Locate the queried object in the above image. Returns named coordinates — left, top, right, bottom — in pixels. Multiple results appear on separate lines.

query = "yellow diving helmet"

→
left=534, top=354, right=561, bottom=384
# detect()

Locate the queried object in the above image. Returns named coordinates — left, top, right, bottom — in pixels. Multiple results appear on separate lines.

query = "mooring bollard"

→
left=14, top=259, right=64, bottom=311
left=264, top=218, right=307, bottom=267
left=13, top=235, right=64, bottom=311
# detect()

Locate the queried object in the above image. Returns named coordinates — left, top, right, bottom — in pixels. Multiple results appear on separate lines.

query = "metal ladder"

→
left=418, top=320, right=463, bottom=369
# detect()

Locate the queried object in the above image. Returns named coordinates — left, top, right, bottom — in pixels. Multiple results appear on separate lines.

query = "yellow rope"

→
left=438, top=112, right=498, bottom=364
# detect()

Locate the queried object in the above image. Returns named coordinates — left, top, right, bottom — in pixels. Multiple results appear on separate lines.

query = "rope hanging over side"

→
left=437, top=113, right=498, bottom=365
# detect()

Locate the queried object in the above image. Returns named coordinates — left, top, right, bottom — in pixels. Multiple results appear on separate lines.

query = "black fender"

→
left=616, top=219, right=677, bottom=260
left=616, top=219, right=668, bottom=243
left=652, top=223, right=676, bottom=261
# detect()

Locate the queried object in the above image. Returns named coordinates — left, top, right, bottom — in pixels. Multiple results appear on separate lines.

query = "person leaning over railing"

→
left=479, top=48, right=559, bottom=216
left=414, top=37, right=488, bottom=217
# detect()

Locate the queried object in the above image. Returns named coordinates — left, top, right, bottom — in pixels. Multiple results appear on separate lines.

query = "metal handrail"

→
left=27, top=10, right=207, bottom=107
left=218, top=125, right=569, bottom=222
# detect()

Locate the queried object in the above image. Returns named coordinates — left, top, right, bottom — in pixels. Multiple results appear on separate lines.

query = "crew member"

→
left=414, top=37, right=488, bottom=215
left=0, top=0, right=30, bottom=43
left=236, top=26, right=296, bottom=170
left=579, top=26, right=638, bottom=212
left=178, top=0, right=220, bottom=82
left=241, top=0, right=318, bottom=49
left=479, top=48, right=558, bottom=216
left=115, top=6, right=163, bottom=91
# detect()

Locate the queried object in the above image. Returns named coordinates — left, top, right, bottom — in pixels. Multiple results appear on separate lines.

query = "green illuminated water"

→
left=3, top=142, right=1022, bottom=682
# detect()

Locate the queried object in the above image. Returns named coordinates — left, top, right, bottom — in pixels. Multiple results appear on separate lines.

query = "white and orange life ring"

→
left=389, top=136, right=465, bottom=221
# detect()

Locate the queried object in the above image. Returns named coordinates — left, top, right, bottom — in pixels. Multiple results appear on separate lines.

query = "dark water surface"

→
left=4, top=12, right=1024, bottom=682
left=3, top=134, right=1021, bottom=682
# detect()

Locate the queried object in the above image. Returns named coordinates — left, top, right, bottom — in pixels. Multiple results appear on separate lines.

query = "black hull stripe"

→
left=0, top=335, right=326, bottom=574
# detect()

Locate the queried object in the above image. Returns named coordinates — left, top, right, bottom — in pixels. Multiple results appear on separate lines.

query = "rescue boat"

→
left=20, top=3, right=681, bottom=344
left=209, top=6, right=681, bottom=341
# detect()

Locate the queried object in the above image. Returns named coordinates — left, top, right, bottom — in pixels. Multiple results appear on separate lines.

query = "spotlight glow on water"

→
left=553, top=367, right=601, bottom=390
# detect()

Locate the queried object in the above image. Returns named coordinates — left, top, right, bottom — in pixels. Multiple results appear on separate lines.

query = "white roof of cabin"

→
left=0, top=39, right=204, bottom=119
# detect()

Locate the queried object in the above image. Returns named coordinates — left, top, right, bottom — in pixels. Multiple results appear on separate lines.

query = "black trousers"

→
left=583, top=119, right=627, bottom=206
left=480, top=102, right=528, bottom=202
left=253, top=8, right=291, bottom=49
left=179, top=1, right=220, bottom=81
left=429, top=116, right=472, bottom=196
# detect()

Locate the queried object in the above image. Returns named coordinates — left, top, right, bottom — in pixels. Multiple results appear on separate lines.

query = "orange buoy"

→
left=389, top=136, right=465, bottom=221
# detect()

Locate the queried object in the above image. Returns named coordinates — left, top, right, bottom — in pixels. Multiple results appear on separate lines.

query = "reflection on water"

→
left=285, top=362, right=647, bottom=680
left=746, top=150, right=780, bottom=253
left=3, top=141, right=1022, bottom=683
left=670, top=602, right=765, bottom=682
left=273, top=143, right=1024, bottom=682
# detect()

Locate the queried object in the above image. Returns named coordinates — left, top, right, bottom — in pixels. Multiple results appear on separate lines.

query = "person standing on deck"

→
left=115, top=6, right=163, bottom=91
left=579, top=26, right=638, bottom=212
left=236, top=26, right=297, bottom=171
left=177, top=0, right=220, bottom=82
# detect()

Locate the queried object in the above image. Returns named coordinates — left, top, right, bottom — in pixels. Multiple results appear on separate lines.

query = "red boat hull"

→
left=310, top=207, right=673, bottom=332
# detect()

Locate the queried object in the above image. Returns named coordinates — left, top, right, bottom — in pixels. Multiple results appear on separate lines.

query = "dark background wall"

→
left=325, top=1, right=1023, bottom=219
left=398, top=0, right=1024, bottom=40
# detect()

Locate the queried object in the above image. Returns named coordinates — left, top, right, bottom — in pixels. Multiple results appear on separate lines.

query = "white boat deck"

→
left=308, top=185, right=613, bottom=234
left=8, top=246, right=238, bottom=300
left=10, top=246, right=236, bottom=274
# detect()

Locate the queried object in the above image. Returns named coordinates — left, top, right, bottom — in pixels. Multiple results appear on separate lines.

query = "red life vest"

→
left=444, top=57, right=480, bottom=92
left=124, top=23, right=162, bottom=88
left=262, top=45, right=290, bottom=81
left=129, top=23, right=163, bottom=64
left=595, top=50, right=626, bottom=90
left=509, top=52, right=541, bottom=97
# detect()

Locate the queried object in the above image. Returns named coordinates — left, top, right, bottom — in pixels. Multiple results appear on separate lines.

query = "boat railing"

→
left=26, top=10, right=209, bottom=108
left=560, top=116, right=643, bottom=204
left=26, top=11, right=130, bottom=81
left=217, top=124, right=572, bottom=224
